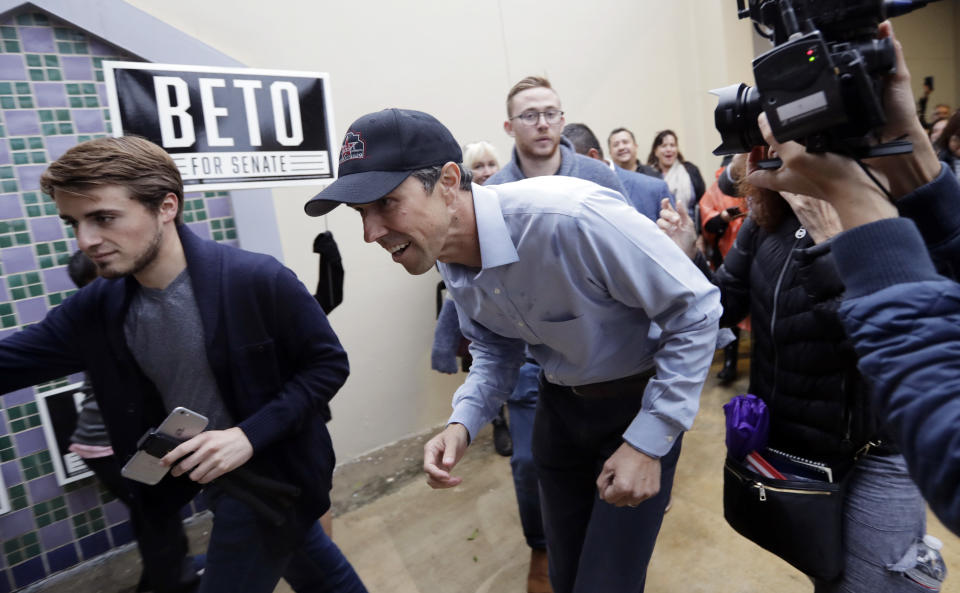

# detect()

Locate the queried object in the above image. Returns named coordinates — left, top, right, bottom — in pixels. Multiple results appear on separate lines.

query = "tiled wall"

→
left=0, top=10, right=240, bottom=592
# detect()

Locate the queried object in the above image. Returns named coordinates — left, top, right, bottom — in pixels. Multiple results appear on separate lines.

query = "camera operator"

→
left=745, top=20, right=960, bottom=537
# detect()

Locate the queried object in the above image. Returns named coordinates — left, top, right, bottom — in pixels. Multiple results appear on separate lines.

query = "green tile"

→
left=35, top=514, right=50, bottom=527
left=55, top=109, right=68, bottom=121
left=0, top=235, right=14, bottom=248
left=81, top=84, right=95, bottom=94
left=42, top=123, right=57, bottom=135
left=34, top=501, right=48, bottom=515
left=83, top=96, right=98, bottom=108
left=38, top=110, right=53, bottom=122
left=15, top=82, right=29, bottom=94
left=0, top=302, right=12, bottom=313
left=15, top=13, right=31, bottom=25
left=53, top=241, right=67, bottom=253
left=74, top=42, right=88, bottom=54
left=3, top=40, right=19, bottom=53
left=65, top=83, right=79, bottom=95
left=28, top=284, right=43, bottom=297
left=58, top=123, right=73, bottom=134
left=69, top=97, right=82, bottom=108
left=91, top=519, right=105, bottom=532
left=17, top=96, right=32, bottom=108
left=28, top=136, right=42, bottom=149
left=43, top=55, right=58, bottom=67
left=25, top=401, right=37, bottom=414
left=0, top=96, right=14, bottom=109
left=10, top=287, right=25, bottom=301
left=6, top=550, right=22, bottom=565
left=26, top=205, right=41, bottom=217
left=53, top=507, right=67, bottom=521
left=13, top=153, right=27, bottom=165
left=1, top=315, right=16, bottom=329
left=57, top=41, right=72, bottom=54
left=25, top=54, right=40, bottom=67
left=0, top=27, right=16, bottom=40
left=25, top=271, right=38, bottom=283
left=15, top=232, right=30, bottom=244
left=30, top=151, right=45, bottom=163
left=23, top=532, right=37, bottom=545
left=9, top=138, right=24, bottom=150
left=11, top=419, right=26, bottom=433
left=47, top=69, right=62, bottom=81
left=29, top=68, right=44, bottom=81
left=54, top=28, right=69, bottom=41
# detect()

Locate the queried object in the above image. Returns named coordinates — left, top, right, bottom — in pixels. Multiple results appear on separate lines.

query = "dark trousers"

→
left=199, top=490, right=368, bottom=593
left=533, top=377, right=682, bottom=593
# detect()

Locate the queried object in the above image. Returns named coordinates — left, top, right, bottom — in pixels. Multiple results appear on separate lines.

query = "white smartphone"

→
left=121, top=407, right=208, bottom=485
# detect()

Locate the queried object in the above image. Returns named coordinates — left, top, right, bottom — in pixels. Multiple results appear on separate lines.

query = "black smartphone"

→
left=924, top=76, right=934, bottom=91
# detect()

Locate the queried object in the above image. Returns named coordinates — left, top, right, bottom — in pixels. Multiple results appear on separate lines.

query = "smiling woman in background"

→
left=648, top=129, right=705, bottom=223
left=463, top=141, right=501, bottom=185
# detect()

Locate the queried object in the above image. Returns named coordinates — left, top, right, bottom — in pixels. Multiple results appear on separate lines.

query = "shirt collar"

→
left=471, top=183, right=519, bottom=269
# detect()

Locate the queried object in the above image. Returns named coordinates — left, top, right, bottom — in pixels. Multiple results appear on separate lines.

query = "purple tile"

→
left=1, top=246, right=36, bottom=274
left=88, top=38, right=113, bottom=56
left=26, top=474, right=59, bottom=502
left=0, top=328, right=14, bottom=340
left=78, top=531, right=109, bottom=560
left=102, top=499, right=129, bottom=525
left=29, top=216, right=63, bottom=242
left=19, top=27, right=54, bottom=53
left=3, top=111, right=39, bottom=136
left=14, top=297, right=48, bottom=324
left=0, top=281, right=7, bottom=302
left=0, top=55, right=25, bottom=81
left=73, top=110, right=104, bottom=134
left=42, top=267, right=71, bottom=292
left=206, top=197, right=232, bottom=218
left=45, top=544, right=78, bottom=574
left=66, top=483, right=98, bottom=514
left=0, top=194, right=23, bottom=219
left=109, top=521, right=133, bottom=546
left=13, top=427, right=46, bottom=456
left=0, top=414, right=6, bottom=436
left=0, top=570, right=10, bottom=593
left=0, top=140, right=9, bottom=165
left=1, top=460, right=21, bottom=485
left=97, top=83, right=107, bottom=106
left=45, top=136, right=76, bottom=161
left=11, top=556, right=45, bottom=589
left=34, top=83, right=67, bottom=108
left=0, top=508, right=33, bottom=539
left=39, top=519, right=72, bottom=549
left=186, top=222, right=210, bottom=240
left=15, top=164, right=44, bottom=191
left=2, top=387, right=34, bottom=406
left=60, top=57, right=92, bottom=81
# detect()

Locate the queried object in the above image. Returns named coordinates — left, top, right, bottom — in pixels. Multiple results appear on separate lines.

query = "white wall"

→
left=120, top=0, right=953, bottom=460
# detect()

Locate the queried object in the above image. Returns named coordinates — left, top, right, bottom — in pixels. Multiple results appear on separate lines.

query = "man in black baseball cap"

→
left=308, top=108, right=720, bottom=593
left=304, top=108, right=462, bottom=217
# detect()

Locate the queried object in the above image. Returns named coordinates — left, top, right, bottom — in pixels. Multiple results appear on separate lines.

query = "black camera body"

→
left=713, top=0, right=933, bottom=157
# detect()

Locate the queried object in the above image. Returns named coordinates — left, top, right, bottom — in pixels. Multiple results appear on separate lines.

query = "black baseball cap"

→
left=304, top=108, right=462, bottom=217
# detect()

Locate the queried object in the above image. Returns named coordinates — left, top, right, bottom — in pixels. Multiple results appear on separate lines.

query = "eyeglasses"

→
left=510, top=109, right=564, bottom=126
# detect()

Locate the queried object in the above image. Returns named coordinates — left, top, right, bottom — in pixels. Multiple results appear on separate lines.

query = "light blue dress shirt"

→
left=440, top=176, right=721, bottom=458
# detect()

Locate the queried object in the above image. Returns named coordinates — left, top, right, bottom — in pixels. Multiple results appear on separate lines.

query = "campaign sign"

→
left=35, top=382, right=95, bottom=486
left=104, top=62, right=336, bottom=192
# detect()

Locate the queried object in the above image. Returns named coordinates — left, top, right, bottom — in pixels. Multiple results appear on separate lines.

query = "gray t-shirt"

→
left=124, top=269, right=233, bottom=430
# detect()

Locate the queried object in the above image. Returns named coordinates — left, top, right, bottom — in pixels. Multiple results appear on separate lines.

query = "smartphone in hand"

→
left=121, top=407, right=208, bottom=485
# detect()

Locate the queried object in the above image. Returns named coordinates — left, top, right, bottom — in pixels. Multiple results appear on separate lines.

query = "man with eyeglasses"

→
left=484, top=75, right=628, bottom=593
left=305, top=108, right=719, bottom=593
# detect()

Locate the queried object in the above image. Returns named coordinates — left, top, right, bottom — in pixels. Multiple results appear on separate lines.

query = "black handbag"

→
left=723, top=454, right=846, bottom=581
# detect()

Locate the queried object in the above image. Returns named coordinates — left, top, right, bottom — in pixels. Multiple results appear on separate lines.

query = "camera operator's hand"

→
left=745, top=120, right=898, bottom=230
left=864, top=21, right=940, bottom=199
left=780, top=192, right=842, bottom=244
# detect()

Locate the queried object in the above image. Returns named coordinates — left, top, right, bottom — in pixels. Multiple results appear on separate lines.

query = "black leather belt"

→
left=569, top=368, right=656, bottom=398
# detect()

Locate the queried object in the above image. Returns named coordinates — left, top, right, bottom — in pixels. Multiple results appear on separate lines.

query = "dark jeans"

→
left=199, top=490, right=368, bottom=593
left=83, top=456, right=197, bottom=593
left=506, top=362, right=546, bottom=550
left=533, top=377, right=681, bottom=593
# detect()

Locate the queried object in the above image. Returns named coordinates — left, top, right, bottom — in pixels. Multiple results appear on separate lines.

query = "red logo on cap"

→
left=340, top=131, right=366, bottom=163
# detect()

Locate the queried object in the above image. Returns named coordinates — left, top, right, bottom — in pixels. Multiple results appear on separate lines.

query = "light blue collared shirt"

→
left=440, top=176, right=721, bottom=457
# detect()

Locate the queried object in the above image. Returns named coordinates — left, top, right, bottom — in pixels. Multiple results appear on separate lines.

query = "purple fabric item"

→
left=45, top=136, right=77, bottom=161
left=722, top=393, right=769, bottom=460
left=72, top=109, right=104, bottom=133
left=61, top=56, right=92, bottom=81
left=4, top=110, right=39, bottom=136
left=13, top=427, right=46, bottom=456
left=1, top=246, right=36, bottom=274
left=16, top=164, right=45, bottom=191
left=26, top=474, right=60, bottom=502
left=39, top=519, right=73, bottom=549
left=0, top=194, right=23, bottom=219
left=34, top=82, right=68, bottom=108
left=43, top=267, right=72, bottom=292
left=0, top=55, right=26, bottom=80
left=14, top=297, right=48, bottom=324
left=20, top=27, right=54, bottom=53
left=29, top=216, right=63, bottom=242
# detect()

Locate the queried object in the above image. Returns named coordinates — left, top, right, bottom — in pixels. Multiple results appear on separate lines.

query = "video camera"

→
left=712, top=0, right=938, bottom=160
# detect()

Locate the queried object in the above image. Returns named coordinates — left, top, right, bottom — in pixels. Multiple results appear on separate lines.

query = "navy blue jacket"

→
left=613, top=164, right=674, bottom=221
left=0, top=225, right=349, bottom=532
left=833, top=165, right=960, bottom=535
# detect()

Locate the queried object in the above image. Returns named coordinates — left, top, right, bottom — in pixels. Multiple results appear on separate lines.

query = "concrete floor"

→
left=30, top=351, right=960, bottom=592
left=309, top=354, right=960, bottom=593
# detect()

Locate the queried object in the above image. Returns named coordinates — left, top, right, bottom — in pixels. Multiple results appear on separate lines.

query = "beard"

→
left=96, top=226, right=163, bottom=278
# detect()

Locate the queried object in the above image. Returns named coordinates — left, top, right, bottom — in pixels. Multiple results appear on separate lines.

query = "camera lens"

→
left=711, top=83, right=765, bottom=155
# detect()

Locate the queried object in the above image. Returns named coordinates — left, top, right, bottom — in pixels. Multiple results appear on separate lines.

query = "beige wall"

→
left=121, top=0, right=949, bottom=461
left=892, top=0, right=959, bottom=119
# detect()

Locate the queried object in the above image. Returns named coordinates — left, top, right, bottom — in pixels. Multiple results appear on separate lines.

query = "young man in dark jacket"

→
left=0, top=137, right=367, bottom=593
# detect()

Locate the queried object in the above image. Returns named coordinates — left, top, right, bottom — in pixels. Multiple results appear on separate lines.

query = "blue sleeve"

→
left=835, top=217, right=960, bottom=535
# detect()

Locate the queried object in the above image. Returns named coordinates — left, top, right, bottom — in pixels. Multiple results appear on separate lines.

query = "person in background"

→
left=647, top=129, right=705, bottom=226
left=933, top=109, right=960, bottom=181
left=67, top=250, right=202, bottom=593
left=928, top=115, right=948, bottom=145
left=607, top=127, right=663, bottom=178
left=463, top=141, right=501, bottom=185
left=697, top=155, right=750, bottom=384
